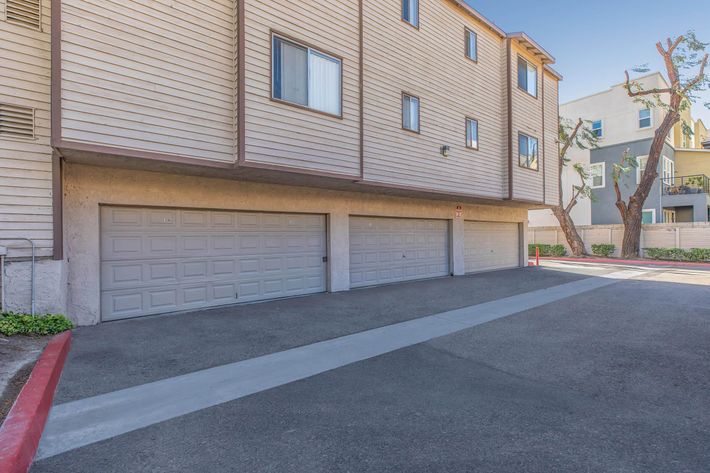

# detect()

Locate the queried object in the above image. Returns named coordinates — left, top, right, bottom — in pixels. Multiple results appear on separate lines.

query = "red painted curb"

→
left=531, top=256, right=710, bottom=269
left=0, top=331, right=72, bottom=473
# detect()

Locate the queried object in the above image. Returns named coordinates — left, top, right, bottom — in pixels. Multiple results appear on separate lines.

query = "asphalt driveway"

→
left=32, top=263, right=710, bottom=472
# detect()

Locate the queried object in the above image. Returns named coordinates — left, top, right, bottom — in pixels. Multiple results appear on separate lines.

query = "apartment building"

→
left=529, top=72, right=710, bottom=228
left=0, top=0, right=560, bottom=325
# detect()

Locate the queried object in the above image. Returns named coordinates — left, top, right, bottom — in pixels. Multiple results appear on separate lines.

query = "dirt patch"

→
left=0, top=335, right=50, bottom=426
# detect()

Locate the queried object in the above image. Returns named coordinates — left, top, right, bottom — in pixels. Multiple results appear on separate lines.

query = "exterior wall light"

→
left=441, top=145, right=450, bottom=157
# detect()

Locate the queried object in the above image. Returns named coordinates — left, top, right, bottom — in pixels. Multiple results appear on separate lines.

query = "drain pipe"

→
left=0, top=238, right=36, bottom=316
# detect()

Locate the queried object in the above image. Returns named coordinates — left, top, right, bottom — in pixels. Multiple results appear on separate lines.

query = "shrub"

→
left=644, top=248, right=710, bottom=262
left=529, top=243, right=567, bottom=257
left=591, top=244, right=615, bottom=257
left=0, top=312, right=73, bottom=337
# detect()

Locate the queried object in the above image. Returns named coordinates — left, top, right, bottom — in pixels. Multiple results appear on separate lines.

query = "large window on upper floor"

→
left=518, top=133, right=539, bottom=170
left=402, top=93, right=420, bottom=133
left=638, top=109, right=652, bottom=129
left=517, top=56, right=537, bottom=97
left=402, top=0, right=419, bottom=27
left=272, top=34, right=342, bottom=117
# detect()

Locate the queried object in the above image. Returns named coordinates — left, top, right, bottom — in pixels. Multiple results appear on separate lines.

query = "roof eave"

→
left=507, top=32, right=555, bottom=65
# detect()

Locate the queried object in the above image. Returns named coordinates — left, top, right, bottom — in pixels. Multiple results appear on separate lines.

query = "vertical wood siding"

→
left=60, top=0, right=235, bottom=162
left=0, top=0, right=54, bottom=257
left=362, top=0, right=507, bottom=198
left=510, top=41, right=544, bottom=202
left=543, top=70, right=559, bottom=206
left=242, top=0, right=361, bottom=176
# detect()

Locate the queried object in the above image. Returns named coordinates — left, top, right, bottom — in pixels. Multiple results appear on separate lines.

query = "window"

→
left=662, top=156, right=675, bottom=183
left=639, top=109, right=652, bottom=129
left=402, top=94, right=420, bottom=132
left=0, top=103, right=35, bottom=139
left=589, top=162, right=605, bottom=189
left=6, top=0, right=41, bottom=30
left=465, top=28, right=477, bottom=62
left=466, top=118, right=478, bottom=149
left=636, top=156, right=648, bottom=184
left=272, top=35, right=342, bottom=116
left=592, top=120, right=603, bottom=138
left=518, top=133, right=539, bottom=170
left=517, top=56, right=537, bottom=97
left=663, top=209, right=676, bottom=224
left=642, top=209, right=656, bottom=224
left=402, top=0, right=419, bottom=27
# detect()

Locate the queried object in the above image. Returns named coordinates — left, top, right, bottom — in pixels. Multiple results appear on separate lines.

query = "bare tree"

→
left=550, top=118, right=600, bottom=256
left=616, top=32, right=709, bottom=258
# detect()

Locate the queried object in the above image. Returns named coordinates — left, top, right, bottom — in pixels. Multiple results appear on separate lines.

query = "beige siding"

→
left=362, top=0, right=507, bottom=198
left=543, top=70, right=559, bottom=206
left=0, top=0, right=53, bottom=258
left=242, top=0, right=360, bottom=175
left=59, top=0, right=235, bottom=162
left=510, top=41, right=544, bottom=203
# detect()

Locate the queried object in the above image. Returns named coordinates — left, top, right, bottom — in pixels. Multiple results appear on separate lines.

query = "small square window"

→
left=517, top=56, right=537, bottom=97
left=642, top=209, right=656, bottom=224
left=466, top=118, right=478, bottom=149
left=589, top=163, right=605, bottom=188
left=402, top=94, right=420, bottom=133
left=592, top=120, right=603, bottom=138
left=518, top=133, right=539, bottom=170
left=402, top=0, right=419, bottom=27
left=465, top=29, right=477, bottom=62
left=639, top=109, right=652, bottom=129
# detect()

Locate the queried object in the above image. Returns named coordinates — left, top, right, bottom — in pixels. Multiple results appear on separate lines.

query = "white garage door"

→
left=100, top=207, right=326, bottom=320
left=464, top=221, right=520, bottom=273
left=349, top=217, right=449, bottom=288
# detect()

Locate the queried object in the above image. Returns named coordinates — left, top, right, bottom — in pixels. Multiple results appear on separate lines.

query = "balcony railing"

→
left=662, top=174, right=710, bottom=196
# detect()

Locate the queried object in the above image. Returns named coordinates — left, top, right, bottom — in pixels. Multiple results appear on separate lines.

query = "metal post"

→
left=0, top=238, right=35, bottom=316
left=536, top=246, right=540, bottom=266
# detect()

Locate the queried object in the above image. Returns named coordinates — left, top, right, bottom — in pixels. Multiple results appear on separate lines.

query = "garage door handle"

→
left=322, top=256, right=328, bottom=263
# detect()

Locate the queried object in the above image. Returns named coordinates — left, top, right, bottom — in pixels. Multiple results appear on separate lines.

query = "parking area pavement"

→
left=32, top=263, right=710, bottom=472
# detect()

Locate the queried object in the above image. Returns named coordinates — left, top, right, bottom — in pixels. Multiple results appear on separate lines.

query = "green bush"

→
left=644, top=247, right=710, bottom=262
left=0, top=312, right=73, bottom=337
left=529, top=243, right=567, bottom=257
left=591, top=244, right=615, bottom=257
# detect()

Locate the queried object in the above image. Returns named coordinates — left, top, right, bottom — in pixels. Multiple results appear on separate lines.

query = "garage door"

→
left=100, top=207, right=326, bottom=320
left=349, top=217, right=449, bottom=288
left=464, top=221, right=520, bottom=273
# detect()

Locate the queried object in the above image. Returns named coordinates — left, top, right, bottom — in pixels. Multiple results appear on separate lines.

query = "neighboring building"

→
left=0, top=0, right=560, bottom=325
left=529, top=72, right=710, bottom=228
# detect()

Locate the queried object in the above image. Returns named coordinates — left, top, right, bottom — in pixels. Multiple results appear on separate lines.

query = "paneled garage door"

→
left=464, top=221, right=520, bottom=273
left=349, top=217, right=449, bottom=288
left=100, top=207, right=326, bottom=320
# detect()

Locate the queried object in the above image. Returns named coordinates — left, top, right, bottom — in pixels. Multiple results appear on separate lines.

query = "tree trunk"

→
left=551, top=205, right=587, bottom=256
left=620, top=202, right=643, bottom=258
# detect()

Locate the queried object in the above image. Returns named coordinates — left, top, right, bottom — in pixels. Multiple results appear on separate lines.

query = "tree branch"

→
left=624, top=70, right=672, bottom=96
left=559, top=118, right=583, bottom=160
left=681, top=53, right=708, bottom=95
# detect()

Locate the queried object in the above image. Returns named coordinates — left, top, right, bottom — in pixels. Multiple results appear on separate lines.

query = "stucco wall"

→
left=590, top=138, right=675, bottom=224
left=63, top=163, right=528, bottom=325
left=675, top=149, right=710, bottom=177
left=2, top=259, right=67, bottom=314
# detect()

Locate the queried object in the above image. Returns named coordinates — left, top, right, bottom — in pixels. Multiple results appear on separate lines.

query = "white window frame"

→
left=638, top=108, right=652, bottom=129
left=591, top=120, right=603, bottom=138
left=517, top=56, right=538, bottom=97
left=465, top=28, right=477, bottom=62
left=636, top=155, right=648, bottom=184
left=402, top=93, right=420, bottom=133
left=402, top=0, right=419, bottom=27
left=271, top=34, right=342, bottom=117
left=642, top=209, right=656, bottom=224
left=662, top=156, right=675, bottom=182
left=518, top=133, right=539, bottom=170
left=589, top=162, right=605, bottom=189
left=465, top=117, right=478, bottom=149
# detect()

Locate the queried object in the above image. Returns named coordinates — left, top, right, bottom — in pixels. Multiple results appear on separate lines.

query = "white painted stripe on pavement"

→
left=36, top=269, right=645, bottom=460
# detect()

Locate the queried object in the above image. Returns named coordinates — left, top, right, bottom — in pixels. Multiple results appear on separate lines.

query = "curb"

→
left=0, top=331, right=72, bottom=473
left=532, top=256, right=710, bottom=269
